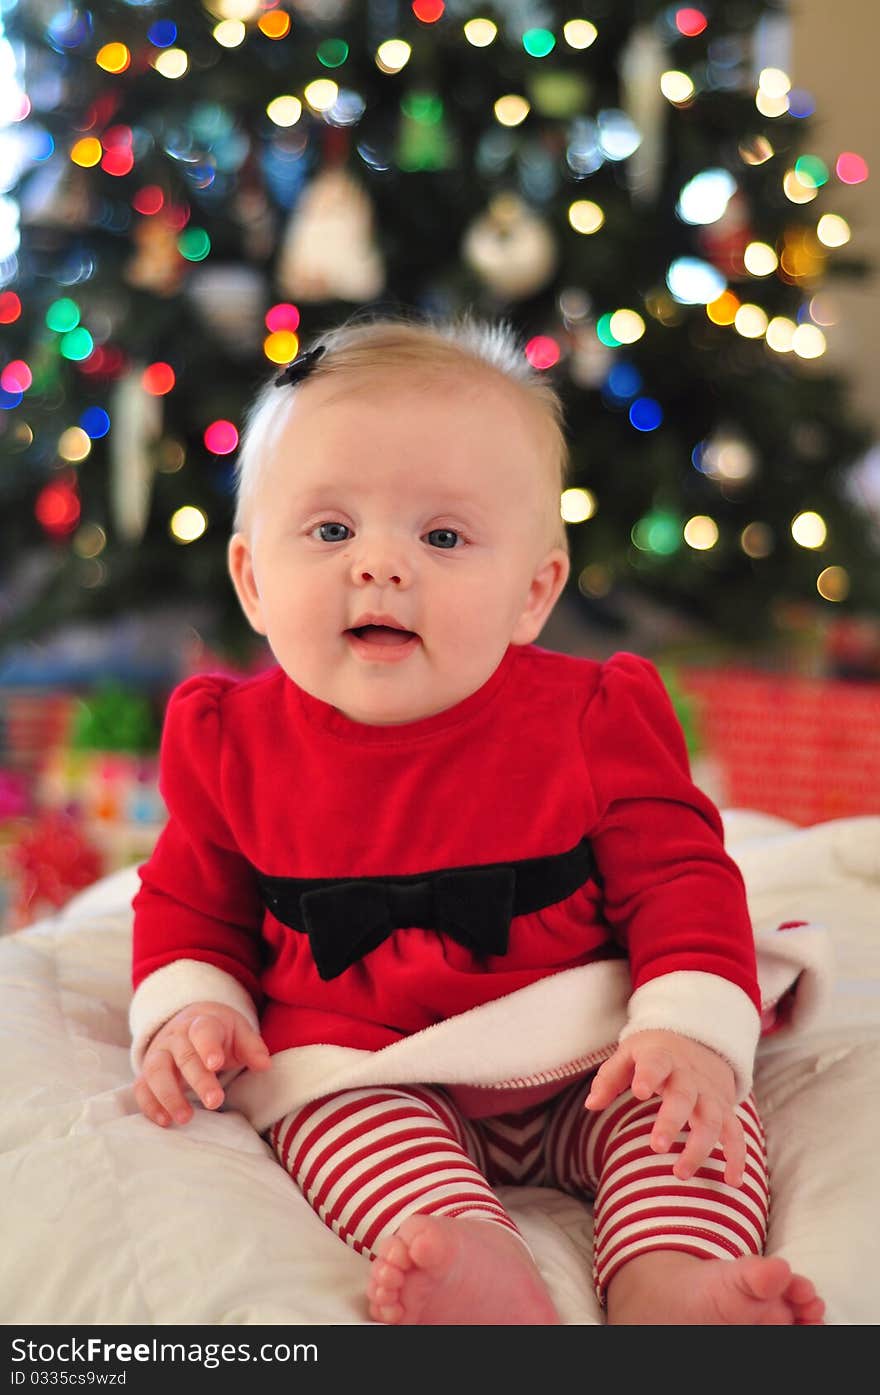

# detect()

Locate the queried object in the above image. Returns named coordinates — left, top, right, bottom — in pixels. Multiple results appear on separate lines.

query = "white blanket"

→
left=1, top=810, right=878, bottom=1325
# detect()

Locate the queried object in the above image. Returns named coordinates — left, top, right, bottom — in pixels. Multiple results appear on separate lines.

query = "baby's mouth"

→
left=347, top=624, right=419, bottom=648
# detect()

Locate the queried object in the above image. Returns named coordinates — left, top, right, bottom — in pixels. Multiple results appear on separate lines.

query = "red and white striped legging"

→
left=267, top=1076, right=769, bottom=1302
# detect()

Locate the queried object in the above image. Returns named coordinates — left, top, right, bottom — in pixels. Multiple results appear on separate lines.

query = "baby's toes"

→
left=794, top=1296, right=825, bottom=1325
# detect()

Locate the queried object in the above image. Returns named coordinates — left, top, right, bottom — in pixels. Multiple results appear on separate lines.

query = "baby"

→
left=130, top=315, right=824, bottom=1325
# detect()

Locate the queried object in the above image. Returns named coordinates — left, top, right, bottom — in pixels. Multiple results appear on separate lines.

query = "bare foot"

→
left=606, top=1251, right=825, bottom=1325
left=366, top=1215, right=561, bottom=1325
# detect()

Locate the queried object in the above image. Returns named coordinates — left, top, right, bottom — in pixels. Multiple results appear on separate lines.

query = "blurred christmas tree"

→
left=0, top=0, right=876, bottom=656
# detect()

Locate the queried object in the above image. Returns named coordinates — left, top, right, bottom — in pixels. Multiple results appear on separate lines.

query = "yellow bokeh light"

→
left=258, top=11, right=291, bottom=39
left=263, top=330, right=299, bottom=365
left=817, top=566, right=849, bottom=602
left=463, top=18, right=497, bottom=47
left=609, top=309, right=645, bottom=344
left=73, top=523, right=107, bottom=559
left=741, top=522, right=774, bottom=558
left=563, top=20, right=598, bottom=49
left=207, top=0, right=259, bottom=17
left=706, top=291, right=740, bottom=325
left=791, top=510, right=827, bottom=549
left=766, top=316, right=796, bottom=352
left=792, top=324, right=826, bottom=359
left=683, top=515, right=719, bottom=551
left=560, top=488, right=596, bottom=524
left=70, top=137, right=102, bottom=168
left=783, top=169, right=819, bottom=204
left=734, top=304, right=768, bottom=339
left=266, top=95, right=302, bottom=127
left=817, top=214, right=851, bottom=248
left=153, top=49, right=189, bottom=80
left=375, top=39, right=412, bottom=74
left=494, top=94, right=530, bottom=127
left=213, top=20, right=246, bottom=48
left=568, top=199, right=604, bottom=234
left=743, top=241, right=778, bottom=276
left=58, top=427, right=91, bottom=462
left=758, top=67, right=791, bottom=98
left=170, top=506, right=208, bottom=544
left=304, top=79, right=339, bottom=112
left=755, top=89, right=789, bottom=118
left=96, top=42, right=131, bottom=74
left=739, top=135, right=774, bottom=166
left=660, top=71, right=695, bottom=104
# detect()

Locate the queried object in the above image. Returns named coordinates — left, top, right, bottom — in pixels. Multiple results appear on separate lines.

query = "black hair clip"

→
left=274, top=344, right=326, bottom=388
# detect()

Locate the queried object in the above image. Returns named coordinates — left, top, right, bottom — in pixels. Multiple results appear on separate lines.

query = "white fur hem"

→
left=618, top=972, right=761, bottom=1097
left=129, top=960, right=259, bottom=1073
left=223, top=923, right=831, bottom=1132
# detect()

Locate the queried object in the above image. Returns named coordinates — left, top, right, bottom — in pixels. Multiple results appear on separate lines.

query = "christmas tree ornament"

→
left=19, top=159, right=93, bottom=229
left=109, top=369, right=162, bottom=543
left=568, top=324, right=613, bottom=388
left=396, top=92, right=455, bottom=171
left=462, top=193, right=557, bottom=300
left=697, top=190, right=755, bottom=278
left=186, top=264, right=267, bottom=353
left=619, top=24, right=668, bottom=203
left=125, top=217, right=186, bottom=297
left=275, top=169, right=385, bottom=302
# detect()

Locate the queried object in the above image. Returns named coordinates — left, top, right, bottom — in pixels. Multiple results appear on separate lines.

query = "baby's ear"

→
left=511, top=547, right=570, bottom=645
left=228, top=533, right=268, bottom=636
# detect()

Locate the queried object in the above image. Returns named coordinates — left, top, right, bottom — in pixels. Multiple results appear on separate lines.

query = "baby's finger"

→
left=142, top=1049, right=192, bottom=1123
left=719, top=1112, right=746, bottom=1187
left=650, top=1083, right=698, bottom=1155
left=133, top=1076, right=171, bottom=1128
left=584, top=1050, right=634, bottom=1110
left=673, top=1100, right=722, bottom=1179
left=630, top=1049, right=674, bottom=1102
left=174, top=1039, right=224, bottom=1111
left=187, top=1015, right=228, bottom=1073
left=232, top=1019, right=272, bottom=1071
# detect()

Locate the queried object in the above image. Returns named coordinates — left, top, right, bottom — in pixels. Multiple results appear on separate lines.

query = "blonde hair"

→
left=232, top=312, right=569, bottom=544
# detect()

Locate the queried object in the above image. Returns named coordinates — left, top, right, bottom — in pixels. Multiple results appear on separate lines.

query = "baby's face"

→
left=229, top=368, right=569, bottom=724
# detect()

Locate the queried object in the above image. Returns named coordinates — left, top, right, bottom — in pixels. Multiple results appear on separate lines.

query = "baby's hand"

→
left=134, top=1001, right=271, bottom=1128
left=584, top=1029, right=745, bottom=1186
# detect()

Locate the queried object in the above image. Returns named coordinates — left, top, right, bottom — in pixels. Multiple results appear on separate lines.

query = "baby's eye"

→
left=424, top=528, right=461, bottom=550
left=313, top=522, right=352, bottom=543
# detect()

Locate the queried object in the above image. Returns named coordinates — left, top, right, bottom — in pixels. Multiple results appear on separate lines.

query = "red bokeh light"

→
left=204, top=420, right=239, bottom=455
left=265, top=302, right=301, bottom=333
left=0, top=292, right=22, bottom=324
left=525, top=336, right=561, bottom=370
left=412, top=0, right=445, bottom=21
left=1, top=360, right=32, bottom=393
left=35, top=480, right=81, bottom=538
left=132, top=186, right=165, bottom=215
left=676, top=8, right=708, bottom=37
left=142, top=362, right=176, bottom=395
left=101, top=148, right=135, bottom=177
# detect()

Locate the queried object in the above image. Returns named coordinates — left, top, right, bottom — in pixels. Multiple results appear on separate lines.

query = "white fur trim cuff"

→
left=129, top=960, right=259, bottom=1073
left=618, top=971, right=761, bottom=1099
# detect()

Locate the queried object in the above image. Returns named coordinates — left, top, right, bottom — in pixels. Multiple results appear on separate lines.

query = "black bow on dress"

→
left=300, top=865, right=515, bottom=981
left=255, top=838, right=598, bottom=982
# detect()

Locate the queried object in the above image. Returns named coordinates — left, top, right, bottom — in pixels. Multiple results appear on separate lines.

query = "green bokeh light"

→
left=632, top=512, right=682, bottom=556
left=46, top=298, right=81, bottom=333
left=596, top=313, right=622, bottom=348
left=795, top=154, right=829, bottom=189
left=522, top=28, right=556, bottom=58
left=60, top=327, right=94, bottom=361
left=317, top=38, right=349, bottom=68
left=177, top=228, right=211, bottom=262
